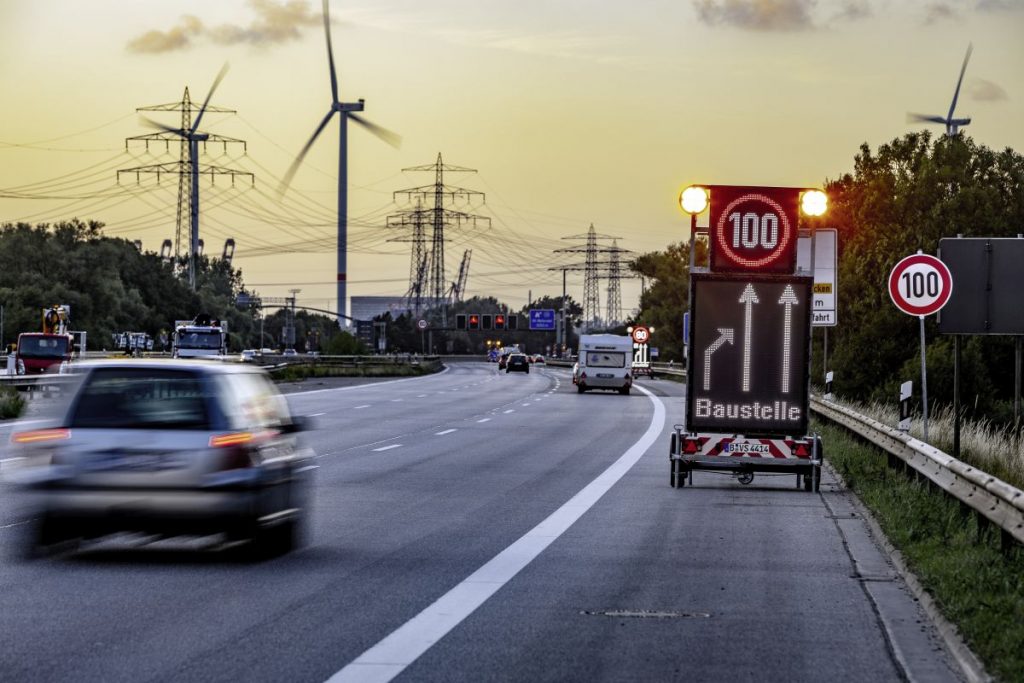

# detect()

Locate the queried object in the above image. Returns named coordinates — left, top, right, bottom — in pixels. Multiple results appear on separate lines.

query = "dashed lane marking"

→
left=327, top=384, right=665, bottom=683
left=354, top=405, right=371, bottom=410
left=476, top=418, right=491, bottom=423
left=372, top=444, right=402, bottom=452
left=435, top=429, right=457, bottom=436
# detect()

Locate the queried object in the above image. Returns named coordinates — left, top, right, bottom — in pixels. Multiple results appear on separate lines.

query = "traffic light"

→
left=468, top=313, right=480, bottom=330
left=494, top=314, right=506, bottom=329
left=482, top=314, right=493, bottom=330
left=507, top=315, right=518, bottom=330
left=456, top=313, right=467, bottom=330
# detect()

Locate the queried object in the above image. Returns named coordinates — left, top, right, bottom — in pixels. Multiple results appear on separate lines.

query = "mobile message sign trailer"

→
left=670, top=185, right=826, bottom=491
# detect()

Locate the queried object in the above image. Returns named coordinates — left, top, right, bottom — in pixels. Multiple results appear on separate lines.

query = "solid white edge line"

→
left=326, top=384, right=665, bottom=683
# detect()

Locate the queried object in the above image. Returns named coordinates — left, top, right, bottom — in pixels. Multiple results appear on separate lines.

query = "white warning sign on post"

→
left=797, top=229, right=837, bottom=327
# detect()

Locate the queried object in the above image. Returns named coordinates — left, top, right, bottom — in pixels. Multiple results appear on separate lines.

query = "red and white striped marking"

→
left=679, top=435, right=812, bottom=459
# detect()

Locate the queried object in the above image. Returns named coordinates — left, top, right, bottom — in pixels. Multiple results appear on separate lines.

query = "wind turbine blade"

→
left=191, top=62, right=230, bottom=133
left=139, top=115, right=184, bottom=136
left=948, top=42, right=973, bottom=121
left=323, top=0, right=339, bottom=103
left=350, top=113, right=402, bottom=148
left=907, top=113, right=948, bottom=125
left=278, top=109, right=337, bottom=195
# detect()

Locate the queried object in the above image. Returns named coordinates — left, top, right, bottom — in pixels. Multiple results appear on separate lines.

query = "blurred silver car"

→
left=3, top=360, right=315, bottom=560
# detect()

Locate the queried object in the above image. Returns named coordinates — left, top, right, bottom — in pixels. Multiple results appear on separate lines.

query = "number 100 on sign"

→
left=887, top=253, right=953, bottom=317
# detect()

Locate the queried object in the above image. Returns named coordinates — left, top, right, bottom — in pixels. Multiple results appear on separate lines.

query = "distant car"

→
left=497, top=354, right=509, bottom=370
left=240, top=349, right=257, bottom=362
left=506, top=353, right=530, bottom=373
left=282, top=348, right=298, bottom=357
left=4, top=359, right=315, bottom=560
left=532, top=354, right=545, bottom=364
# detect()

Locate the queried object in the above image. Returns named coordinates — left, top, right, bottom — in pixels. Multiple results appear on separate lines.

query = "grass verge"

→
left=0, top=385, right=24, bottom=419
left=815, top=418, right=1024, bottom=682
left=269, top=361, right=441, bottom=383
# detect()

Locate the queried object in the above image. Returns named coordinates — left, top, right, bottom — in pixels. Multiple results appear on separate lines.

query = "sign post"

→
left=888, top=252, right=954, bottom=442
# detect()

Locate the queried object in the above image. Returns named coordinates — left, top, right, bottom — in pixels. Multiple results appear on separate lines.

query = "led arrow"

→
left=778, top=284, right=799, bottom=393
left=702, top=327, right=734, bottom=391
left=738, top=284, right=760, bottom=392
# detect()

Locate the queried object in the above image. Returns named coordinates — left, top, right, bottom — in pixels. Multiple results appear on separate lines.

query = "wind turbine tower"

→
left=280, top=0, right=401, bottom=326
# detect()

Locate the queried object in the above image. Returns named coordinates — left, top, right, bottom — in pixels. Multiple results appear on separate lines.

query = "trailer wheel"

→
left=737, top=471, right=754, bottom=485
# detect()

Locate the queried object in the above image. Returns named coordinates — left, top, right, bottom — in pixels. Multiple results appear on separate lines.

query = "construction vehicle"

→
left=172, top=314, right=228, bottom=359
left=15, top=305, right=87, bottom=375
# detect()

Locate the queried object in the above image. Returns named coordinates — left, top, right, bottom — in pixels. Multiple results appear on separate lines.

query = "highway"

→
left=0, top=362, right=960, bottom=682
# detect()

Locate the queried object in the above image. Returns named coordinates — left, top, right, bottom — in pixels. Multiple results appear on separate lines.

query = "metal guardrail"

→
left=811, top=396, right=1024, bottom=547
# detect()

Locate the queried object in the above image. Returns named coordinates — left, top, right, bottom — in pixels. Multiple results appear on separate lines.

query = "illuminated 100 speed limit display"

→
left=686, top=273, right=813, bottom=436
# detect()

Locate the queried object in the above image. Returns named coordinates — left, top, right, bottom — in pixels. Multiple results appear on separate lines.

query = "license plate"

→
left=597, top=373, right=613, bottom=378
left=88, top=451, right=181, bottom=471
left=726, top=442, right=770, bottom=454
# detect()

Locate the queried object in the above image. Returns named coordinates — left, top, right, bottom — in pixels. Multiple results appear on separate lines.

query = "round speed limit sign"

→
left=631, top=326, right=650, bottom=344
left=888, top=253, right=953, bottom=317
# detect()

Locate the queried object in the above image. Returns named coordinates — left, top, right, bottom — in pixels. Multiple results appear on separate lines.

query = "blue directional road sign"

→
left=529, top=309, right=556, bottom=330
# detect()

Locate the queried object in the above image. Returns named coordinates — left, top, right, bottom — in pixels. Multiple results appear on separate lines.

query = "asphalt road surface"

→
left=0, top=362, right=961, bottom=682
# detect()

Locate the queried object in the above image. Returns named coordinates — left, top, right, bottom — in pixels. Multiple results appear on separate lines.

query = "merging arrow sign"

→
left=738, top=284, right=760, bottom=392
left=778, top=284, right=799, bottom=393
left=702, top=328, right=734, bottom=391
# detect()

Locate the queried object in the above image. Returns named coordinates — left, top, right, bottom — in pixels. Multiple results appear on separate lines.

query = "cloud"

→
left=692, top=0, right=818, bottom=31
left=208, top=0, right=321, bottom=47
left=977, top=0, right=1022, bottom=11
left=833, top=0, right=871, bottom=21
left=126, top=0, right=321, bottom=54
left=970, top=78, right=1009, bottom=102
left=127, top=15, right=203, bottom=54
left=923, top=3, right=958, bottom=23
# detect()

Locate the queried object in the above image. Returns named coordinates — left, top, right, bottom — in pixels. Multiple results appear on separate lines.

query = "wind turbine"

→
left=908, top=43, right=973, bottom=136
left=280, top=0, right=401, bottom=326
left=138, top=64, right=232, bottom=290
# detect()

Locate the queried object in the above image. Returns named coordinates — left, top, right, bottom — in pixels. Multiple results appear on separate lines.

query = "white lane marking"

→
left=521, top=403, right=531, bottom=407
left=1, top=457, right=26, bottom=463
left=327, top=384, right=665, bottom=683
left=290, top=366, right=452, bottom=397
left=476, top=418, right=491, bottom=423
left=309, top=412, right=327, bottom=417
left=435, top=429, right=456, bottom=436
left=372, top=444, right=402, bottom=452
left=0, top=520, right=30, bottom=530
left=354, top=405, right=371, bottom=410
left=391, top=399, right=404, bottom=403
left=503, top=409, right=515, bottom=414
left=417, top=394, right=428, bottom=398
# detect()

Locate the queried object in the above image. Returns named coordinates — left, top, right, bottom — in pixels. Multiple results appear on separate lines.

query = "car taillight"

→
left=11, top=428, right=70, bottom=445
left=210, top=432, right=258, bottom=469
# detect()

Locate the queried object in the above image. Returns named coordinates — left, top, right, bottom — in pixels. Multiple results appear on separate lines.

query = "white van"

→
left=574, top=334, right=633, bottom=395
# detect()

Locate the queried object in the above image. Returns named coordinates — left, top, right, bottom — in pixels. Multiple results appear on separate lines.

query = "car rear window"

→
left=69, top=368, right=211, bottom=429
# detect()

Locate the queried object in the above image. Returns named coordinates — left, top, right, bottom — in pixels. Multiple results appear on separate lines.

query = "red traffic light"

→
left=468, top=314, right=480, bottom=330
left=494, top=314, right=505, bottom=329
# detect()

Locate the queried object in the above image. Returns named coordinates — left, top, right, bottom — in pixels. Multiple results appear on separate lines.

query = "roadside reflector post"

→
left=824, top=370, right=834, bottom=401
left=899, top=380, right=912, bottom=433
